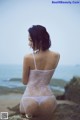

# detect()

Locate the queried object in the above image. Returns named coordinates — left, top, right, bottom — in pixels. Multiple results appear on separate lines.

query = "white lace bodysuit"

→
left=20, top=52, right=57, bottom=115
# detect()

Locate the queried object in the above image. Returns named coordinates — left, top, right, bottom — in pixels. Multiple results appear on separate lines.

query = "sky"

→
left=0, top=0, right=80, bottom=65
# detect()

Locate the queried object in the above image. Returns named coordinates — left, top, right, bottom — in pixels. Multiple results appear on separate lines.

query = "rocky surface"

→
left=57, top=76, right=80, bottom=104
left=52, top=104, right=80, bottom=120
left=65, top=76, right=80, bottom=104
left=8, top=103, right=80, bottom=120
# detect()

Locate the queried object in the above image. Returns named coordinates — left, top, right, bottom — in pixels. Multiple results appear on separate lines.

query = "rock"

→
left=52, top=104, right=80, bottom=120
left=8, top=115, right=22, bottom=120
left=64, top=76, right=80, bottom=104
left=56, top=76, right=80, bottom=104
left=8, top=103, right=80, bottom=120
left=7, top=104, right=20, bottom=115
left=56, top=94, right=65, bottom=100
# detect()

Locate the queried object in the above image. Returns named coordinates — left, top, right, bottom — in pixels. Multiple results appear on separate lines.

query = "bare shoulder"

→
left=24, top=53, right=32, bottom=59
left=50, top=51, right=60, bottom=68
left=23, top=53, right=32, bottom=63
left=50, top=50, right=60, bottom=59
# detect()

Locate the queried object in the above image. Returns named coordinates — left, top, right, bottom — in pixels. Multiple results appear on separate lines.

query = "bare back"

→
left=29, top=50, right=60, bottom=70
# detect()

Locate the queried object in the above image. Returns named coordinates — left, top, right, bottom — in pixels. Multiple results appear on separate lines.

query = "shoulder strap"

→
left=32, top=53, right=37, bottom=69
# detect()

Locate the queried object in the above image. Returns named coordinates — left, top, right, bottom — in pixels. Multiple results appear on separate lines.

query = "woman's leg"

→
left=39, top=96, right=57, bottom=116
left=20, top=97, right=40, bottom=116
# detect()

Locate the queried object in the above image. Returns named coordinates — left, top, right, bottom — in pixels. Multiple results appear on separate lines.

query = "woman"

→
left=19, top=25, right=60, bottom=120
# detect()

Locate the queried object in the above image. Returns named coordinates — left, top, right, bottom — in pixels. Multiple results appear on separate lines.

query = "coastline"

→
left=0, top=78, right=67, bottom=95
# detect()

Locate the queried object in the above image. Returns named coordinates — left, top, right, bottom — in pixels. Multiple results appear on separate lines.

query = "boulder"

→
left=56, top=76, right=80, bottom=104
left=64, top=76, right=80, bottom=104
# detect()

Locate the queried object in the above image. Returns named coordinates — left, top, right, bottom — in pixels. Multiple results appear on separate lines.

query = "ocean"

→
left=0, top=64, right=80, bottom=92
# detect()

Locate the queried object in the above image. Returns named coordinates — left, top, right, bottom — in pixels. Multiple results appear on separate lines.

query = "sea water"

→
left=0, top=64, right=80, bottom=91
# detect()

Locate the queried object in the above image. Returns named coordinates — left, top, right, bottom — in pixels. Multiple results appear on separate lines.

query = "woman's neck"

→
left=33, top=49, right=49, bottom=54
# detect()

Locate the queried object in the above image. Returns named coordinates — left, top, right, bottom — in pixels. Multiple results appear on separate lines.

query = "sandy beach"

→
left=0, top=94, right=22, bottom=114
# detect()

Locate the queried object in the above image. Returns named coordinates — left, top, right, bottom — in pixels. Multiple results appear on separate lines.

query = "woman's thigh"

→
left=20, top=96, right=57, bottom=119
left=20, top=97, right=39, bottom=116
left=39, top=96, right=57, bottom=116
left=33, top=96, right=57, bottom=120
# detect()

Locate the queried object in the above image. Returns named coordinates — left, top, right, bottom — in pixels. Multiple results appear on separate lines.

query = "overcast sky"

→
left=0, top=0, right=80, bottom=65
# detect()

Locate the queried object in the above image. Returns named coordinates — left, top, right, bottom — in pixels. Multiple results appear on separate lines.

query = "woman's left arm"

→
left=22, top=55, right=30, bottom=85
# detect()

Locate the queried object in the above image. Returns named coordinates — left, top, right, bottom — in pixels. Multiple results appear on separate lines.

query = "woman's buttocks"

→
left=26, top=85, right=54, bottom=96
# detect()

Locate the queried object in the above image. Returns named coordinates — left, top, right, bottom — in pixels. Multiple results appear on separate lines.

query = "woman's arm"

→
left=22, top=55, right=30, bottom=85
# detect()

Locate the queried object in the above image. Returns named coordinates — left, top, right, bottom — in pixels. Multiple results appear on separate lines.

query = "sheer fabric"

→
left=20, top=53, right=57, bottom=118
